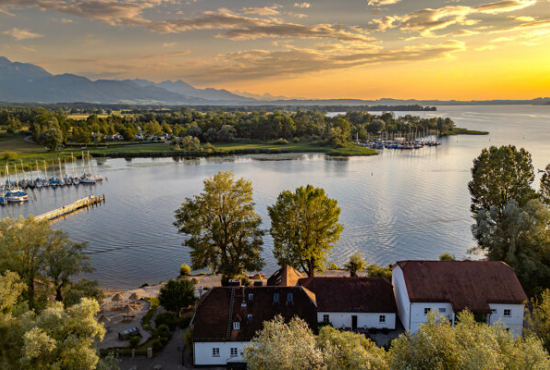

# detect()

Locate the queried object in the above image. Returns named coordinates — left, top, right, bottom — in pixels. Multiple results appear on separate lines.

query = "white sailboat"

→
left=34, top=160, right=42, bottom=189
left=72, top=153, right=80, bottom=185
left=57, top=159, right=65, bottom=187
left=80, top=151, right=95, bottom=184
left=3, top=165, right=29, bottom=202
left=43, top=161, right=50, bottom=187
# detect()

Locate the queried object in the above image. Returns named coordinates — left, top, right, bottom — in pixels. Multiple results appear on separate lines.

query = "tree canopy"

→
left=528, top=289, right=550, bottom=353
left=268, top=185, right=343, bottom=277
left=174, top=171, right=265, bottom=280
left=344, top=252, right=366, bottom=277
left=468, top=145, right=536, bottom=216
left=0, top=271, right=107, bottom=370
left=541, top=164, right=550, bottom=206
left=472, top=199, right=550, bottom=295
left=158, top=278, right=197, bottom=312
left=391, top=311, right=550, bottom=370
left=0, top=216, right=97, bottom=309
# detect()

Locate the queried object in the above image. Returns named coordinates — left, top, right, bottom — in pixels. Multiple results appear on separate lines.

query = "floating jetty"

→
left=36, top=195, right=105, bottom=222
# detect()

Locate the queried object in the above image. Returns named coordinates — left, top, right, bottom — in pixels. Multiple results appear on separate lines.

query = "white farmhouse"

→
left=192, top=286, right=318, bottom=367
left=392, top=260, right=528, bottom=336
left=297, top=277, right=397, bottom=330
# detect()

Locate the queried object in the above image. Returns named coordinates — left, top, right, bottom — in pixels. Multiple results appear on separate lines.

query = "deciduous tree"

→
left=174, top=171, right=265, bottom=280
left=527, top=289, right=550, bottom=352
left=472, top=199, right=550, bottom=295
left=38, top=128, right=63, bottom=151
left=0, top=216, right=96, bottom=308
left=158, top=278, right=197, bottom=312
left=390, top=311, right=550, bottom=370
left=541, top=164, right=550, bottom=206
left=244, top=316, right=324, bottom=370
left=268, top=185, right=343, bottom=277
left=468, top=145, right=536, bottom=216
left=344, top=252, right=366, bottom=277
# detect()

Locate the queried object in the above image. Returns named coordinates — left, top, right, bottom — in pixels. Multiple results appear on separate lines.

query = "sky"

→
left=1, top=0, right=549, bottom=100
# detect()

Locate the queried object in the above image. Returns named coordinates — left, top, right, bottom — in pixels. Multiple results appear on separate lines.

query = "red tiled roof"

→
left=267, top=265, right=305, bottom=287
left=193, top=286, right=318, bottom=342
left=394, top=260, right=528, bottom=313
left=297, top=277, right=397, bottom=313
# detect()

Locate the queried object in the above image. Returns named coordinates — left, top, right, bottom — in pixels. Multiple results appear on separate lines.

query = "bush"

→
left=155, top=313, right=177, bottom=331
left=271, top=138, right=288, bottom=145
left=3, top=151, right=18, bottom=160
left=140, top=283, right=149, bottom=288
left=128, top=336, right=141, bottom=348
left=184, top=329, right=193, bottom=354
left=179, top=264, right=191, bottom=277
left=327, top=262, right=339, bottom=270
left=179, top=316, right=192, bottom=329
left=293, top=137, right=300, bottom=143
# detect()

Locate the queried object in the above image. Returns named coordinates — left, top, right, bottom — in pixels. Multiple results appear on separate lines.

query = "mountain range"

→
left=1, top=56, right=549, bottom=106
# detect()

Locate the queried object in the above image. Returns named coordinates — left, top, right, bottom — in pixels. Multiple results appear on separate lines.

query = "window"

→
left=248, top=293, right=254, bottom=301
left=504, top=309, right=511, bottom=317
left=379, top=315, right=386, bottom=323
left=230, top=348, right=238, bottom=357
left=439, top=308, right=446, bottom=313
left=424, top=308, right=431, bottom=315
left=212, top=348, right=220, bottom=357
left=233, top=321, right=240, bottom=330
left=323, top=314, right=330, bottom=322
left=247, top=314, right=253, bottom=322
left=273, top=293, right=279, bottom=303
left=287, top=293, right=293, bottom=302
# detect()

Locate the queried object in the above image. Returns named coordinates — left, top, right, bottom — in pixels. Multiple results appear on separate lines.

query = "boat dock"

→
left=36, top=194, right=105, bottom=222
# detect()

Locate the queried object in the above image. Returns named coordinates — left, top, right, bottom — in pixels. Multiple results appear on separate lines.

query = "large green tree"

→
left=174, top=171, right=265, bottom=280
left=268, top=185, right=343, bottom=277
left=158, top=278, right=197, bottom=312
left=468, top=145, right=536, bottom=216
left=0, top=216, right=96, bottom=308
left=472, top=199, right=550, bottom=295
left=38, top=128, right=63, bottom=151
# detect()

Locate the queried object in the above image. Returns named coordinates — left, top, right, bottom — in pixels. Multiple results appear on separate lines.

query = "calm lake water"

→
left=2, top=105, right=550, bottom=289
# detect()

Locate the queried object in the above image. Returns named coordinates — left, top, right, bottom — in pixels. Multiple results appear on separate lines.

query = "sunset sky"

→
left=1, top=0, right=549, bottom=100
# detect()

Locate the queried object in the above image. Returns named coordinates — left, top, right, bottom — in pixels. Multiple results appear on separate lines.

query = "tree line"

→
left=1, top=106, right=455, bottom=150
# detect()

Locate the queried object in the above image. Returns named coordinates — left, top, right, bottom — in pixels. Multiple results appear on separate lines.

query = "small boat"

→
left=4, top=189, right=29, bottom=202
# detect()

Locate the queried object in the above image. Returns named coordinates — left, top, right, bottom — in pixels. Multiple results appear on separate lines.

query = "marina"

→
left=0, top=152, right=104, bottom=204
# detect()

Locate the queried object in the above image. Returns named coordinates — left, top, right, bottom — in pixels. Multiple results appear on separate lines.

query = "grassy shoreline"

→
left=0, top=135, right=378, bottom=174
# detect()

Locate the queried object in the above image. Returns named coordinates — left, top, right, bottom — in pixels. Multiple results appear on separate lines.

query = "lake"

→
left=2, top=105, right=550, bottom=289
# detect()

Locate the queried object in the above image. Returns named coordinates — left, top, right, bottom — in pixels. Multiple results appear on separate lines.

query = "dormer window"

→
left=233, top=321, right=240, bottom=330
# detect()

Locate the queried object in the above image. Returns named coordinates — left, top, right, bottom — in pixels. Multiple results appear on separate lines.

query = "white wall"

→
left=392, top=266, right=411, bottom=330
left=488, top=303, right=524, bottom=337
left=194, top=341, right=247, bottom=366
left=409, top=302, right=454, bottom=334
left=318, top=312, right=396, bottom=330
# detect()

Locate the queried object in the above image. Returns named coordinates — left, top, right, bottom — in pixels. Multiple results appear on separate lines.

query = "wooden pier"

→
left=36, top=195, right=105, bottom=222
